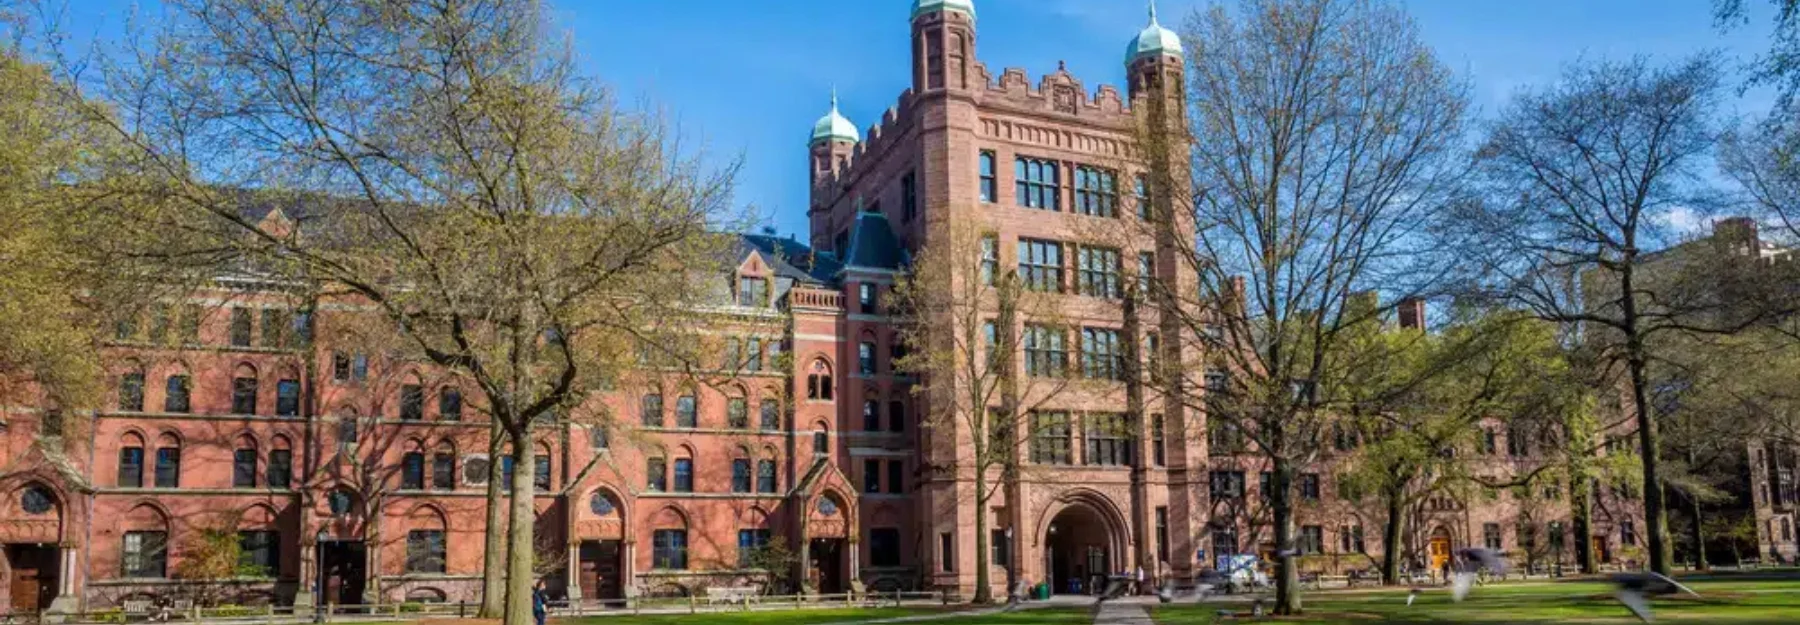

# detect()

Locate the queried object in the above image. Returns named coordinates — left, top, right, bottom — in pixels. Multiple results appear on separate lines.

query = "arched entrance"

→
left=1428, top=527, right=1453, bottom=576
left=1043, top=502, right=1120, bottom=595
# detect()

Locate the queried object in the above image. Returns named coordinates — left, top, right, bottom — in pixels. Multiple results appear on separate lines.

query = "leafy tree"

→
left=1154, top=0, right=1471, bottom=613
left=60, top=2, right=745, bottom=623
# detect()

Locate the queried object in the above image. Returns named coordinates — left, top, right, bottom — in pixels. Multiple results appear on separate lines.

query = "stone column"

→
left=45, top=544, right=82, bottom=620
left=293, top=536, right=317, bottom=609
left=564, top=541, right=583, bottom=603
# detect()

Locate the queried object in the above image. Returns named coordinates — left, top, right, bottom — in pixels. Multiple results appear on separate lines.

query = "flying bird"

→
left=1611, top=571, right=1700, bottom=623
left=1451, top=548, right=1509, bottom=602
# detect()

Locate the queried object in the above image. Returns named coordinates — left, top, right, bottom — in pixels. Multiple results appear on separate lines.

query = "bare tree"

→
left=1154, top=0, right=1470, bottom=613
left=1457, top=55, right=1758, bottom=575
left=892, top=219, right=1096, bottom=603
left=58, top=1, right=744, bottom=622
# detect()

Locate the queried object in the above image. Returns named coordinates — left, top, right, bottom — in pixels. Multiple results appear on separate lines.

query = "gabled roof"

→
left=740, top=234, right=841, bottom=285
left=841, top=212, right=908, bottom=273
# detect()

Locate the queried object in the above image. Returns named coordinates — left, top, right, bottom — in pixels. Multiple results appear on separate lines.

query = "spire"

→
left=1149, top=0, right=1159, bottom=25
left=1128, top=0, right=1185, bottom=64
left=811, top=88, right=860, bottom=145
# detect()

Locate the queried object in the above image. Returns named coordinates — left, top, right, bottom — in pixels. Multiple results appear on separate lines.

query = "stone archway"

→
left=1041, top=497, right=1126, bottom=595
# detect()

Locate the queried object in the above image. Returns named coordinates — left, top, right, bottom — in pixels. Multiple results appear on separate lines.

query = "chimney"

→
left=1397, top=297, right=1426, bottom=331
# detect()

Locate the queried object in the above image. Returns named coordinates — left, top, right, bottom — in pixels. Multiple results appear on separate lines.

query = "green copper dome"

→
left=1127, top=2, right=1184, bottom=64
left=913, top=0, right=975, bottom=20
left=810, top=91, right=860, bottom=145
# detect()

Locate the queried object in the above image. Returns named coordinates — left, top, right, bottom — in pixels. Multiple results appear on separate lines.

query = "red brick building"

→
left=0, top=0, right=1670, bottom=615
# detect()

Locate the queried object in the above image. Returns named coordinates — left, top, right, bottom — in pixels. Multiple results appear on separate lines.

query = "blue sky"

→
left=62, top=0, right=1784, bottom=237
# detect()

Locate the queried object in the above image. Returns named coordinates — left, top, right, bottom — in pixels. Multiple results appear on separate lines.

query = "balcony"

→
left=784, top=288, right=843, bottom=312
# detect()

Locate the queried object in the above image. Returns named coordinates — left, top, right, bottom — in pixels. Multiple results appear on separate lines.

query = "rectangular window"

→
left=759, top=399, right=780, bottom=431
left=1155, top=507, right=1170, bottom=563
left=887, top=460, right=904, bottom=494
left=1014, top=157, right=1060, bottom=210
left=1483, top=523, right=1503, bottom=550
left=1621, top=520, right=1637, bottom=547
left=1300, top=474, right=1321, bottom=501
left=238, top=531, right=279, bottom=577
left=229, top=307, right=252, bottom=347
left=646, top=458, right=666, bottom=492
left=233, top=449, right=258, bottom=488
left=1300, top=525, right=1324, bottom=555
left=859, top=283, right=877, bottom=313
left=230, top=376, right=258, bottom=415
left=757, top=459, right=778, bottom=493
left=1152, top=415, right=1166, bottom=467
left=676, top=395, right=697, bottom=428
left=265, top=449, right=291, bottom=488
left=859, top=342, right=876, bottom=375
left=728, top=398, right=749, bottom=429
left=979, top=152, right=997, bottom=203
left=1084, top=413, right=1134, bottom=467
left=1017, top=238, right=1064, bottom=293
left=164, top=375, right=191, bottom=413
left=1208, top=419, right=1243, bottom=454
left=439, top=388, right=462, bottom=421
left=991, top=528, right=1011, bottom=567
left=1081, top=327, right=1124, bottom=380
left=980, top=235, right=998, bottom=286
left=352, top=353, right=368, bottom=381
left=1073, top=166, right=1119, bottom=217
left=1210, top=470, right=1246, bottom=499
left=400, top=453, right=425, bottom=490
left=154, top=448, right=180, bottom=488
left=1135, top=174, right=1152, bottom=219
left=148, top=305, right=170, bottom=343
left=276, top=380, right=300, bottom=417
left=1030, top=411, right=1072, bottom=465
left=940, top=532, right=955, bottom=572
left=738, top=277, right=769, bottom=308
left=1138, top=251, right=1155, bottom=295
left=406, top=530, right=447, bottom=574
left=118, top=447, right=144, bottom=488
left=1077, top=246, right=1122, bottom=299
left=535, top=454, right=551, bottom=492
left=673, top=458, right=693, bottom=493
left=260, top=308, right=285, bottom=348
left=641, top=394, right=663, bottom=427
left=400, top=384, right=424, bottom=421
left=1508, top=423, right=1531, bottom=457
left=333, top=352, right=351, bottom=382
left=871, top=528, right=902, bottom=567
left=864, top=459, right=881, bottom=494
left=737, top=529, right=772, bottom=567
left=902, top=171, right=918, bottom=221
left=746, top=338, right=764, bottom=372
left=653, top=530, right=689, bottom=570
left=862, top=401, right=881, bottom=433
left=1212, top=527, right=1239, bottom=556
left=122, top=531, right=168, bottom=578
left=432, top=453, right=454, bottom=490
left=733, top=459, right=753, bottom=493
left=1024, top=325, right=1068, bottom=378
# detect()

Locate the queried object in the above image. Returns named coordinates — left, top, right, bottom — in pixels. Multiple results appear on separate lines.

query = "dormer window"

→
left=737, top=276, right=769, bottom=308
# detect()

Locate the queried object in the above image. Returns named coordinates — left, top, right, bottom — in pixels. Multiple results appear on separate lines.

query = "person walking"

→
left=531, top=580, right=548, bottom=625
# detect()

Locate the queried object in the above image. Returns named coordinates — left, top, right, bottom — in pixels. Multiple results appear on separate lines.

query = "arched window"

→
left=405, top=507, right=448, bottom=574
left=276, top=372, right=301, bottom=417
left=232, top=436, right=258, bottom=488
left=119, top=369, right=146, bottom=412
left=727, top=395, right=749, bottom=429
left=327, top=489, right=355, bottom=517
left=163, top=373, right=191, bottom=414
left=641, top=393, right=664, bottom=427
left=432, top=441, right=456, bottom=490
left=813, top=428, right=829, bottom=458
left=806, top=360, right=834, bottom=401
left=154, top=433, right=181, bottom=488
left=673, top=455, right=694, bottom=493
left=268, top=436, right=293, bottom=488
left=863, top=398, right=880, bottom=432
left=759, top=398, right=780, bottom=431
left=590, top=492, right=618, bottom=517
left=118, top=432, right=146, bottom=488
left=399, top=376, right=424, bottom=421
left=676, top=393, right=697, bottom=428
left=231, top=364, right=259, bottom=415
left=535, top=444, right=553, bottom=491
left=338, top=413, right=359, bottom=451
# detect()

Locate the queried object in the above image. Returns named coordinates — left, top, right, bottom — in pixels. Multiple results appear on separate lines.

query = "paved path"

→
left=1092, top=602, right=1154, bottom=625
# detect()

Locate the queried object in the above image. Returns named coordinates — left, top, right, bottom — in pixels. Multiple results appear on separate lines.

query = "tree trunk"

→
left=1273, top=460, right=1301, bottom=615
left=1573, top=477, right=1595, bottom=574
left=1688, top=492, right=1708, bottom=571
left=479, top=421, right=507, bottom=617
left=972, top=466, right=992, bottom=603
left=1621, top=262, right=1673, bottom=575
left=1380, top=485, right=1405, bottom=585
left=505, top=437, right=537, bottom=625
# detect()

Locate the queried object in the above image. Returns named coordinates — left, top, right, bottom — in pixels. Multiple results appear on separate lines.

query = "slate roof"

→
left=740, top=234, right=842, bottom=285
left=841, top=212, right=908, bottom=272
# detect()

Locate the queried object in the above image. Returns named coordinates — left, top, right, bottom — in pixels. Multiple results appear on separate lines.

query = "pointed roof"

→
left=841, top=211, right=908, bottom=272
left=810, top=90, right=861, bottom=145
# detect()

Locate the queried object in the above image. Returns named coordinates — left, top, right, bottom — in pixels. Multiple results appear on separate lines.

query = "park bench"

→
left=122, top=600, right=153, bottom=622
left=704, top=586, right=760, bottom=606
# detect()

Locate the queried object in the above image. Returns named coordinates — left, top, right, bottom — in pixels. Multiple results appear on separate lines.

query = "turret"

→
left=808, top=90, right=860, bottom=189
left=1126, top=1, right=1185, bottom=99
left=911, top=0, right=977, bottom=93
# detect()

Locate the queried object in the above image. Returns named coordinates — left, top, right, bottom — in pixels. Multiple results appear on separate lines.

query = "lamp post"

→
left=1004, top=527, right=1017, bottom=601
left=314, top=530, right=328, bottom=624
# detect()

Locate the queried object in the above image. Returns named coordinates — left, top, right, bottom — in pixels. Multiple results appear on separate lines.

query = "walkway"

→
left=1092, top=602, right=1154, bottom=625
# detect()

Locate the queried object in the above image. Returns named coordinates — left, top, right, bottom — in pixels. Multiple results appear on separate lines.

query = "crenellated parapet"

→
left=811, top=89, right=922, bottom=206
left=979, top=63, right=1132, bottom=122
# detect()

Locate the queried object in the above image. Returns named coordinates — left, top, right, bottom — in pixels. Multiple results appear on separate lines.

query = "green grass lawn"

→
left=549, top=605, right=1092, bottom=625
left=1151, top=578, right=1800, bottom=624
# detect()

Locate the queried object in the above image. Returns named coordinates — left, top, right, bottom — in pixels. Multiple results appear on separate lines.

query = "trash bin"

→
left=1036, top=583, right=1050, bottom=600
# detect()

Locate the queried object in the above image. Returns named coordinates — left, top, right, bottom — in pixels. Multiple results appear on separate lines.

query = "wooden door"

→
left=6, top=545, right=56, bottom=614
left=1429, top=533, right=1452, bottom=573
left=579, top=541, right=623, bottom=602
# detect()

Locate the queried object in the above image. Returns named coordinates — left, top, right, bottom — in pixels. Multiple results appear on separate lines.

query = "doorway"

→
left=1045, top=504, right=1115, bottom=595
left=319, top=541, right=367, bottom=609
left=808, top=538, right=845, bottom=594
left=578, top=541, right=624, bottom=605
left=1428, top=529, right=1453, bottom=576
left=5, top=545, right=58, bottom=614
